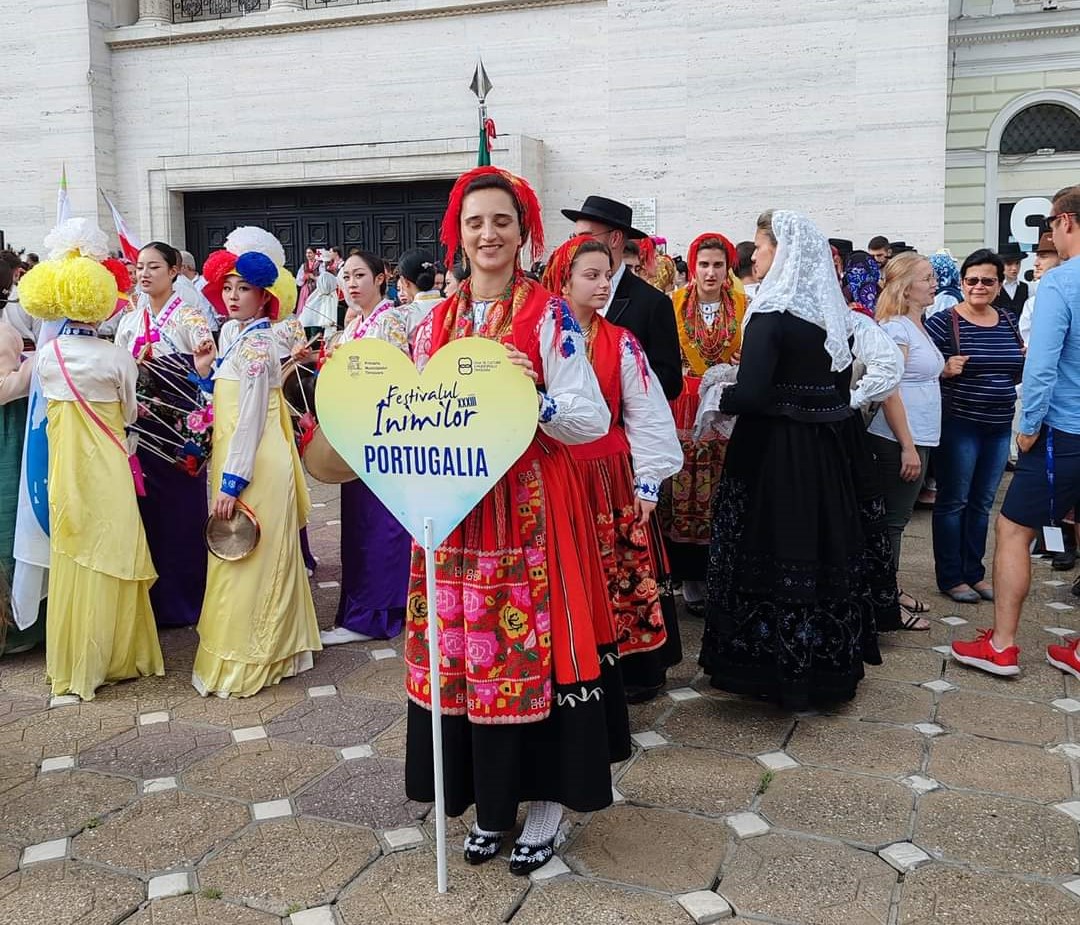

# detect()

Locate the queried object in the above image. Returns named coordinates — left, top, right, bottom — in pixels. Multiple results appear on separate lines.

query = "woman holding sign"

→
left=542, top=238, right=683, bottom=703
left=321, top=251, right=413, bottom=647
left=191, top=227, right=321, bottom=698
left=405, top=167, right=627, bottom=875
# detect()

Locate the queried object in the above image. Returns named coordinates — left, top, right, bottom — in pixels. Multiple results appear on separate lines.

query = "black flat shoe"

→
left=463, top=829, right=503, bottom=865
left=625, top=684, right=663, bottom=705
left=509, top=839, right=555, bottom=875
left=1052, top=549, right=1077, bottom=571
left=684, top=600, right=706, bottom=618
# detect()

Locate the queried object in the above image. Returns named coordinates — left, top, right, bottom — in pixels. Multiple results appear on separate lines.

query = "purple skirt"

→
left=336, top=478, right=408, bottom=639
left=137, top=447, right=208, bottom=627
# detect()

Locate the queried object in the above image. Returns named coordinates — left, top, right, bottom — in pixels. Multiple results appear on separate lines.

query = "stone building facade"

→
left=5, top=0, right=951, bottom=261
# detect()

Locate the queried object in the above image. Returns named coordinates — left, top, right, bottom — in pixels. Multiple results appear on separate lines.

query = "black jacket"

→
left=605, top=269, right=684, bottom=400
left=994, top=280, right=1028, bottom=316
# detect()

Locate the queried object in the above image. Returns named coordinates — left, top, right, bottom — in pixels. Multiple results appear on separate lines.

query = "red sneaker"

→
left=1046, top=637, right=1080, bottom=681
left=951, top=629, right=1020, bottom=677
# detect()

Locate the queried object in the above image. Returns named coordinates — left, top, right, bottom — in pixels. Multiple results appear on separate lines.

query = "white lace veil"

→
left=744, top=210, right=853, bottom=372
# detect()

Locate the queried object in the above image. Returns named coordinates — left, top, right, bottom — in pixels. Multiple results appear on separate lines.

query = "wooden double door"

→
left=183, top=180, right=453, bottom=270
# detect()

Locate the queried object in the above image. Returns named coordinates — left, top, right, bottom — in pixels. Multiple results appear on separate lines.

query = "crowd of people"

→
left=2, top=173, right=1079, bottom=873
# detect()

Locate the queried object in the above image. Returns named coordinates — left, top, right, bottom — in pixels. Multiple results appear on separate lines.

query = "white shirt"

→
left=867, top=315, right=945, bottom=447
left=174, top=275, right=219, bottom=331
left=1003, top=279, right=1020, bottom=299
left=600, top=262, right=627, bottom=317
left=848, top=312, right=905, bottom=411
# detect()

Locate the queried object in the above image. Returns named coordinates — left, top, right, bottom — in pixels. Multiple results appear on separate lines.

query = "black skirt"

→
left=700, top=412, right=885, bottom=710
left=405, top=672, right=624, bottom=832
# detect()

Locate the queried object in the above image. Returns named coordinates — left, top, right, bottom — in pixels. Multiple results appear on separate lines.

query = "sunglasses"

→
left=1043, top=212, right=1078, bottom=234
left=963, top=276, right=999, bottom=288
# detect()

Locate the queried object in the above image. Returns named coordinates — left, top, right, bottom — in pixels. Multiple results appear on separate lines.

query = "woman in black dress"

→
left=700, top=210, right=900, bottom=709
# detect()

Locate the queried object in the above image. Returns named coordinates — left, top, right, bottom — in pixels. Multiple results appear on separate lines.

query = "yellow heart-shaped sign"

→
left=315, top=336, right=539, bottom=546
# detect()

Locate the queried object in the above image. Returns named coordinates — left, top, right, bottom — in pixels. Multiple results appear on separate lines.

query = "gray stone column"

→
left=137, top=0, right=172, bottom=23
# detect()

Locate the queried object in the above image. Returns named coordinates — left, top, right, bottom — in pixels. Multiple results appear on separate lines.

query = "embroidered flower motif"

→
left=463, top=588, right=485, bottom=623
left=535, top=609, right=551, bottom=632
left=498, top=604, right=529, bottom=639
left=467, top=631, right=499, bottom=669
left=186, top=406, right=214, bottom=434
left=436, top=585, right=462, bottom=617
left=538, top=392, right=557, bottom=423
left=409, top=665, right=427, bottom=686
left=440, top=627, right=466, bottom=658
left=473, top=681, right=498, bottom=706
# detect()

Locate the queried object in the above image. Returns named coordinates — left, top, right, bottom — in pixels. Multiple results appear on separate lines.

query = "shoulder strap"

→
left=998, top=307, right=1024, bottom=349
left=949, top=307, right=961, bottom=356
left=52, top=339, right=128, bottom=456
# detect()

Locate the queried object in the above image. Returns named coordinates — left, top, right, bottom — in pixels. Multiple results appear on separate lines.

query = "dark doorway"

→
left=183, top=180, right=452, bottom=269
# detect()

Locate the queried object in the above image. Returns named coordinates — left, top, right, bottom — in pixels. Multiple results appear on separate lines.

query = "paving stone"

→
left=1047, top=602, right=1075, bottom=611
left=514, top=878, right=690, bottom=925
left=921, top=679, right=957, bottom=693
left=290, top=645, right=369, bottom=689
left=661, top=697, right=793, bottom=755
left=902, top=775, right=940, bottom=795
left=759, top=767, right=913, bottom=846
left=143, top=776, right=178, bottom=793
left=294, top=757, right=427, bottom=828
left=899, top=864, right=1080, bottom=924
left=338, top=657, right=408, bottom=704
left=1045, top=626, right=1075, bottom=635
left=341, top=744, right=376, bottom=760
left=91, top=671, right=202, bottom=718
left=0, top=842, right=18, bottom=880
left=49, top=695, right=80, bottom=708
left=529, top=856, right=572, bottom=882
left=755, top=751, right=799, bottom=771
left=726, top=812, right=770, bottom=839
left=944, top=658, right=1067, bottom=701
left=290, top=907, right=337, bottom=925
left=565, top=804, right=728, bottom=893
left=787, top=716, right=925, bottom=777
left=617, top=747, right=761, bottom=816
left=199, top=817, right=379, bottom=914
left=720, top=834, right=895, bottom=925
left=0, top=650, right=50, bottom=696
left=21, top=837, right=69, bottom=865
left=307, top=685, right=337, bottom=698
left=913, top=723, right=945, bottom=737
left=1056, top=800, right=1080, bottom=822
left=40, top=755, right=76, bottom=772
left=73, top=790, right=249, bottom=875
left=0, top=691, right=48, bottom=728
left=266, top=694, right=402, bottom=749
left=337, top=846, right=529, bottom=924
left=124, top=894, right=281, bottom=924
left=936, top=690, right=1068, bottom=746
left=77, top=721, right=231, bottom=779
left=232, top=725, right=268, bottom=743
left=667, top=687, right=703, bottom=702
left=879, top=841, right=931, bottom=872
left=0, top=758, right=37, bottom=798
left=627, top=696, right=672, bottom=734
left=0, top=701, right=134, bottom=762
left=932, top=645, right=952, bottom=656
left=928, top=734, right=1073, bottom=802
left=382, top=826, right=424, bottom=850
left=915, top=789, right=1078, bottom=876
left=138, top=711, right=171, bottom=726
left=1051, top=697, right=1080, bottom=713
left=677, top=890, right=733, bottom=923
left=828, top=679, right=936, bottom=725
left=630, top=730, right=667, bottom=749
left=1051, top=742, right=1080, bottom=760
left=868, top=646, right=949, bottom=683
left=370, top=648, right=397, bottom=661
left=940, top=616, right=968, bottom=626
left=0, top=769, right=136, bottom=845
left=172, top=685, right=307, bottom=729
left=252, top=798, right=293, bottom=820
left=148, top=871, right=192, bottom=900
left=183, top=739, right=336, bottom=803
left=0, top=859, right=143, bottom=924
left=1064, top=878, right=1080, bottom=899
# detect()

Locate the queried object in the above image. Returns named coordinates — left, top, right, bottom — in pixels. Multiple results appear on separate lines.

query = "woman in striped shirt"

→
left=925, top=249, right=1025, bottom=604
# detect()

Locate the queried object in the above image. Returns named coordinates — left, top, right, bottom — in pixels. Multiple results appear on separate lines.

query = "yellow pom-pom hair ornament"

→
left=19, top=219, right=120, bottom=324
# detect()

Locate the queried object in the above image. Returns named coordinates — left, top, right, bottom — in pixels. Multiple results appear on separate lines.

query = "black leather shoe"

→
left=463, top=829, right=503, bottom=865
left=1052, top=549, right=1077, bottom=571
left=509, top=839, right=555, bottom=875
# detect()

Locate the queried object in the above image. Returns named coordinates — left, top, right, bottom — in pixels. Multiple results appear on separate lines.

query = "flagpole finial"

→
left=469, top=58, right=493, bottom=102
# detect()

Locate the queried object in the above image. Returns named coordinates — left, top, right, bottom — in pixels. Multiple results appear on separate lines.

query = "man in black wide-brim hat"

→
left=562, top=196, right=683, bottom=400
left=994, top=241, right=1029, bottom=316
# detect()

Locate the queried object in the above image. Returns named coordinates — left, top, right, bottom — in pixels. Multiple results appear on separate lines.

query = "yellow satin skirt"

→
left=193, top=382, right=320, bottom=698
left=45, top=400, right=163, bottom=700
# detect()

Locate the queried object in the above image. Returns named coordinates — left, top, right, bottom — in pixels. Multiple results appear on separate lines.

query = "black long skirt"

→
left=700, top=413, right=885, bottom=710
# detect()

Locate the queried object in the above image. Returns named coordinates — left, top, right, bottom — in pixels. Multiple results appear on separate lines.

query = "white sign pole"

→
left=423, top=516, right=449, bottom=894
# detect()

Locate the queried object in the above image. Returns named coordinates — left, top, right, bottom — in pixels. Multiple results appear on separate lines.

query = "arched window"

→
left=1000, top=103, right=1080, bottom=156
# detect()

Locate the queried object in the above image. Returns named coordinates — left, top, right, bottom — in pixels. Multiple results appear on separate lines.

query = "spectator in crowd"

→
left=622, top=240, right=643, bottom=276
left=176, top=250, right=219, bottom=331
left=674, top=258, right=688, bottom=289
left=1019, top=232, right=1062, bottom=343
left=924, top=249, right=1025, bottom=604
left=868, top=236, right=892, bottom=267
left=995, top=243, right=1028, bottom=316
left=951, top=185, right=1080, bottom=679
left=735, top=240, right=757, bottom=300
left=928, top=251, right=963, bottom=317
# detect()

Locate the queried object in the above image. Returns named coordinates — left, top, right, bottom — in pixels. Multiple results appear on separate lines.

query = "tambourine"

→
left=302, top=426, right=357, bottom=485
left=204, top=500, right=261, bottom=561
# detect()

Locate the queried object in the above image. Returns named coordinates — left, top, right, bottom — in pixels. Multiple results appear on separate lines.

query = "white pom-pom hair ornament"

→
left=44, top=217, right=110, bottom=262
left=224, top=226, right=286, bottom=268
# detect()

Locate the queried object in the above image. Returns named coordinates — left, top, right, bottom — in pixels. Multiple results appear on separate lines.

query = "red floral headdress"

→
left=441, top=166, right=545, bottom=270
left=637, top=236, right=658, bottom=277
left=539, top=234, right=599, bottom=295
left=687, top=232, right=737, bottom=279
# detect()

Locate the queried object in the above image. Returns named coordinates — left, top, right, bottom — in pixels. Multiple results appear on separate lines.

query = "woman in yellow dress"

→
left=20, top=218, right=163, bottom=700
left=192, top=227, right=320, bottom=697
left=660, top=233, right=747, bottom=615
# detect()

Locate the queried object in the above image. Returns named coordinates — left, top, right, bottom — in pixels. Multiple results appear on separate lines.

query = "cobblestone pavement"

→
left=2, top=482, right=1079, bottom=924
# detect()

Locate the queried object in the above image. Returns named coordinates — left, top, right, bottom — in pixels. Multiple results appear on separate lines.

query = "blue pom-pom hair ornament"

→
left=201, top=226, right=297, bottom=322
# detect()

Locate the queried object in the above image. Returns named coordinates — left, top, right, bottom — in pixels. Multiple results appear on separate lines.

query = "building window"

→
left=1000, top=103, right=1080, bottom=156
left=173, top=0, right=268, bottom=23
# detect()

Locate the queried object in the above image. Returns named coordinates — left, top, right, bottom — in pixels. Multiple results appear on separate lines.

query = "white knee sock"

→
left=519, top=801, right=563, bottom=846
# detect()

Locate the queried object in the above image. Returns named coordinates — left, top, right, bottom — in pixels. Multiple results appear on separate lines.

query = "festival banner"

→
left=315, top=336, right=539, bottom=546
